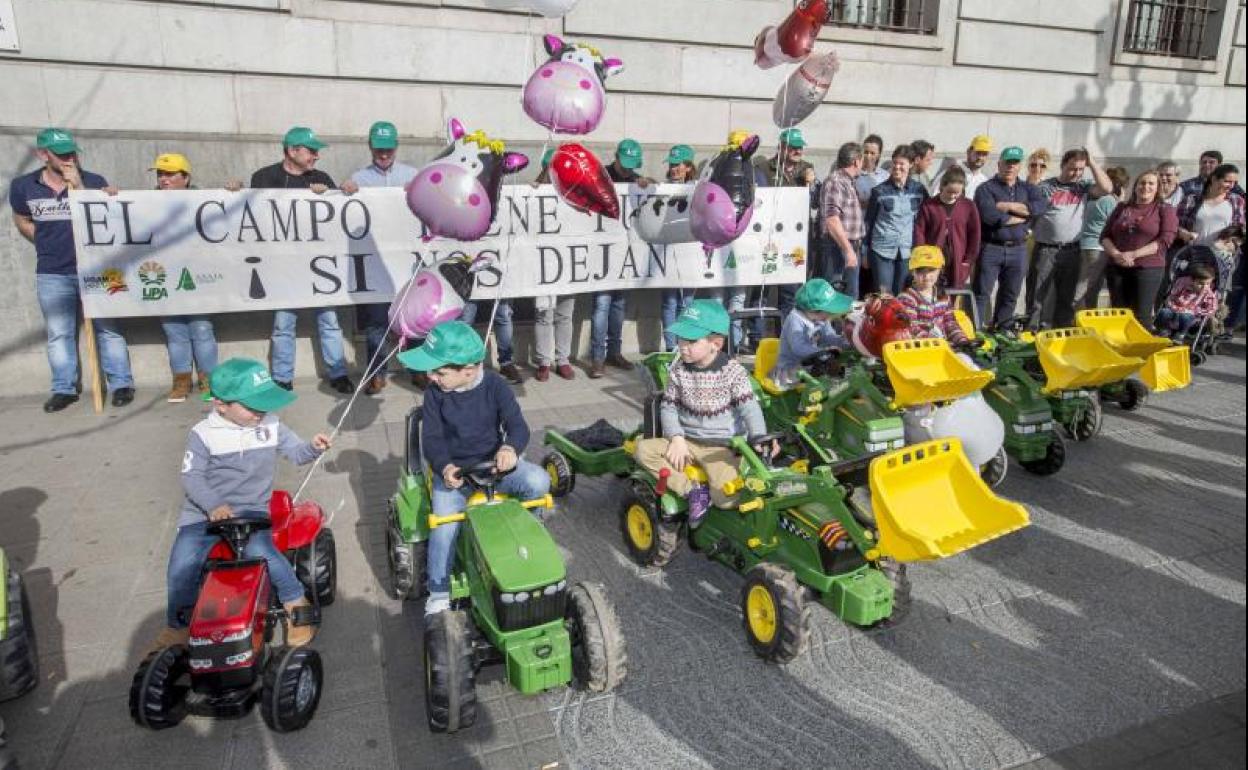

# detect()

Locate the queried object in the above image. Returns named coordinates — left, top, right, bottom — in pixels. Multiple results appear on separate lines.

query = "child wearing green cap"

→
left=156, top=358, right=331, bottom=651
left=396, top=321, right=550, bottom=615
left=635, top=300, right=769, bottom=527
left=770, top=279, right=852, bottom=389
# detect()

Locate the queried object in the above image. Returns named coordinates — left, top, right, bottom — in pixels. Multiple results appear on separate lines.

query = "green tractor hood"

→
left=468, top=502, right=565, bottom=592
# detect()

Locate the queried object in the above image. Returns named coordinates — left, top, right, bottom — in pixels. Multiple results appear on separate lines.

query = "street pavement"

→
left=0, top=341, right=1243, bottom=770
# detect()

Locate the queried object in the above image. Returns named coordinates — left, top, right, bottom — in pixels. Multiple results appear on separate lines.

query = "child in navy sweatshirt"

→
left=397, top=321, right=550, bottom=616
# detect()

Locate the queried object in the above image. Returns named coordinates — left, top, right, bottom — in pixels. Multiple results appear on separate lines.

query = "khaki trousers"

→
left=635, top=437, right=741, bottom=509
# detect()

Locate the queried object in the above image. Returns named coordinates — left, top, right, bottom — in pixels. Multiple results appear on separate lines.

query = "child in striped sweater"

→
left=896, top=245, right=970, bottom=344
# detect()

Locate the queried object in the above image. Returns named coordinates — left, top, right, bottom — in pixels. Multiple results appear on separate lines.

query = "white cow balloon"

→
left=773, top=51, right=841, bottom=128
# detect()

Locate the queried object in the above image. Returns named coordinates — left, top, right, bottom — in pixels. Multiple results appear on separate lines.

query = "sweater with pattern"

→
left=660, top=353, right=767, bottom=444
left=897, top=288, right=970, bottom=344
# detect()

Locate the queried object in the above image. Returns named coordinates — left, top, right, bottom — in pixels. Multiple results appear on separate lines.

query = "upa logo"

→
left=138, top=260, right=168, bottom=301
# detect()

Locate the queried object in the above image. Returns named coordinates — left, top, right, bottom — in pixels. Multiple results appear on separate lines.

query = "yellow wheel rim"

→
left=746, top=585, right=777, bottom=645
left=546, top=463, right=560, bottom=489
left=626, top=504, right=653, bottom=551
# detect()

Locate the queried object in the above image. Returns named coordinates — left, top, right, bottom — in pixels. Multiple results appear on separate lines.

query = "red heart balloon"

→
left=775, top=0, right=827, bottom=60
left=550, top=143, right=621, bottom=220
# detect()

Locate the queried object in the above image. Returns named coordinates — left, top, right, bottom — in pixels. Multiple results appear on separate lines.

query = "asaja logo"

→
left=176, top=267, right=197, bottom=291
left=251, top=371, right=270, bottom=386
left=83, top=268, right=129, bottom=295
left=138, top=260, right=168, bottom=301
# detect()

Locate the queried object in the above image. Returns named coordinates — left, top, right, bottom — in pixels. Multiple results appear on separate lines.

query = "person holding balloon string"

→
left=768, top=278, right=852, bottom=391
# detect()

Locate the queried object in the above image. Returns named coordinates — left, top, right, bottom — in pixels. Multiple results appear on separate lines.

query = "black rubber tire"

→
left=424, top=610, right=477, bottom=733
left=295, top=528, right=336, bottom=607
left=979, top=447, right=1009, bottom=488
left=0, top=570, right=38, bottom=702
left=387, top=524, right=427, bottom=601
left=876, top=558, right=911, bottom=627
left=543, top=451, right=576, bottom=499
left=565, top=582, right=627, bottom=693
left=1207, top=341, right=1221, bottom=356
left=1065, top=396, right=1103, bottom=442
left=1190, top=350, right=1207, bottom=367
left=1118, top=379, right=1149, bottom=412
left=1021, top=433, right=1067, bottom=476
left=128, top=645, right=189, bottom=730
left=619, top=482, right=681, bottom=568
left=261, top=646, right=323, bottom=733
left=739, top=563, right=810, bottom=664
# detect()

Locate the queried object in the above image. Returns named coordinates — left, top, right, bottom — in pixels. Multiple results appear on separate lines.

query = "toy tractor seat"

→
left=869, top=438, right=1029, bottom=562
left=752, top=338, right=786, bottom=395
left=1034, top=328, right=1144, bottom=393
left=882, top=339, right=995, bottom=408
left=1074, top=309, right=1191, bottom=393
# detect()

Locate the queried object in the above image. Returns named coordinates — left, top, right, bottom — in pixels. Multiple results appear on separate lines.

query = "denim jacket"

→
left=865, top=178, right=928, bottom=260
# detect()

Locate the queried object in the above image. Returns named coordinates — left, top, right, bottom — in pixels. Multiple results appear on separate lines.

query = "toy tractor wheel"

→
left=1021, top=433, right=1067, bottom=476
left=295, top=528, right=337, bottom=607
left=565, top=582, right=627, bottom=693
left=1190, top=349, right=1207, bottom=367
left=424, top=610, right=477, bottom=733
left=619, top=483, right=681, bottom=568
left=740, top=563, right=810, bottom=664
left=1065, top=396, right=1103, bottom=442
left=0, top=569, right=38, bottom=702
left=261, top=646, right=323, bottom=733
left=1117, top=379, right=1149, bottom=412
left=876, top=558, right=911, bottom=627
left=979, top=447, right=1009, bottom=488
left=543, top=451, right=576, bottom=498
left=387, top=525, right=427, bottom=601
left=129, top=645, right=190, bottom=730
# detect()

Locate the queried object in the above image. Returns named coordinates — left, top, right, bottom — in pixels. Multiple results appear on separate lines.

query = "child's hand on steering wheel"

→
left=495, top=445, right=518, bottom=472
left=209, top=504, right=234, bottom=522
left=442, top=464, right=464, bottom=489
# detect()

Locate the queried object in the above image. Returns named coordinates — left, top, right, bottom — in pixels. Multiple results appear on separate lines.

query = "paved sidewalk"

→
left=0, top=343, right=1244, bottom=770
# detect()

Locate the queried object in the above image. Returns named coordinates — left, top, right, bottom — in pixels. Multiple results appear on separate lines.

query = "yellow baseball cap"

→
left=910, top=245, right=945, bottom=271
left=727, top=129, right=751, bottom=147
left=150, top=153, right=191, bottom=174
left=969, top=135, right=993, bottom=153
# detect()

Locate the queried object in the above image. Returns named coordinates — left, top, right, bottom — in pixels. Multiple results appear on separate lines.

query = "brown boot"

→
left=197, top=372, right=210, bottom=394
left=167, top=373, right=193, bottom=403
left=284, top=597, right=316, bottom=647
left=589, top=360, right=606, bottom=379
left=364, top=374, right=387, bottom=395
left=149, top=626, right=189, bottom=654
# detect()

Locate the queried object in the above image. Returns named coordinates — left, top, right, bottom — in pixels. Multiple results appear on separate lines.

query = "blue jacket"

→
left=864, top=178, right=928, bottom=260
left=975, top=176, right=1048, bottom=244
left=421, top=370, right=531, bottom=476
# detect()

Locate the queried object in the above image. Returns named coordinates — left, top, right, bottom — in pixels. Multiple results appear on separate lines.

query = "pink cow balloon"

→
left=522, top=35, right=623, bottom=135
left=406, top=118, right=528, bottom=242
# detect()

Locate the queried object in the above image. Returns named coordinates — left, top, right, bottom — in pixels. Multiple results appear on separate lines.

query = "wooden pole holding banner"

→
left=81, top=313, right=104, bottom=414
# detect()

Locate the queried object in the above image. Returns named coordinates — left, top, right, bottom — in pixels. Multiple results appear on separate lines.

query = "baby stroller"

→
left=1164, top=244, right=1235, bottom=365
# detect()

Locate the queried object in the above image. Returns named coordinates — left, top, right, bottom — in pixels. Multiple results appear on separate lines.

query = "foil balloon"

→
left=903, top=393, right=1005, bottom=467
left=691, top=134, right=761, bottom=255
left=773, top=50, right=840, bottom=128
left=388, top=256, right=476, bottom=342
left=406, top=118, right=528, bottom=242
left=483, top=0, right=580, bottom=17
left=523, top=35, right=624, bottom=135
left=754, top=0, right=829, bottom=69
left=549, top=143, right=620, bottom=219
left=844, top=295, right=912, bottom=358
left=634, top=193, right=695, bottom=244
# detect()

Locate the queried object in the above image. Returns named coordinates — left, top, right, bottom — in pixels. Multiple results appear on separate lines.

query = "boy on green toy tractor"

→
left=544, top=300, right=1029, bottom=663
left=390, top=322, right=626, bottom=733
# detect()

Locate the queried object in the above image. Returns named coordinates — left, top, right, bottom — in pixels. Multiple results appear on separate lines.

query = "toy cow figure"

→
left=691, top=133, right=761, bottom=257
left=406, top=118, right=528, bottom=242
left=522, top=35, right=624, bottom=135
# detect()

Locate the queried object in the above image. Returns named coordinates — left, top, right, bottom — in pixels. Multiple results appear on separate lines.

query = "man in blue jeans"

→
left=397, top=321, right=549, bottom=616
left=250, top=126, right=353, bottom=394
left=974, top=146, right=1049, bottom=328
left=9, top=128, right=135, bottom=412
left=596, top=139, right=654, bottom=377
left=460, top=299, right=522, bottom=384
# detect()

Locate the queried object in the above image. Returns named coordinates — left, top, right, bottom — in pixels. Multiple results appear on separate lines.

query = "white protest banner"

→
left=70, top=185, right=812, bottom=319
left=0, top=0, right=20, bottom=52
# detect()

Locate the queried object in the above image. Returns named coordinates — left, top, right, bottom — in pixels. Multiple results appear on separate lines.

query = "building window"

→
left=1122, top=0, right=1224, bottom=60
left=825, top=0, right=938, bottom=35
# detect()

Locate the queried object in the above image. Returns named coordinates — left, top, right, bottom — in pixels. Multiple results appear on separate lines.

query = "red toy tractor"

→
left=129, top=491, right=336, bottom=733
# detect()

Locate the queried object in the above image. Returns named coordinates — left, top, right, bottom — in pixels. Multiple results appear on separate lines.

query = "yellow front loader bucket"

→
left=1034, top=328, right=1145, bottom=393
left=1139, top=346, right=1192, bottom=392
left=1075, top=308, right=1171, bottom=359
left=869, top=438, right=1030, bottom=562
left=882, top=339, right=994, bottom=408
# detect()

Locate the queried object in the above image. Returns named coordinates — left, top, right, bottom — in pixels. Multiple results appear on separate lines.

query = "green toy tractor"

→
left=543, top=420, right=1028, bottom=663
left=388, top=409, right=626, bottom=733
left=1, top=547, right=39, bottom=770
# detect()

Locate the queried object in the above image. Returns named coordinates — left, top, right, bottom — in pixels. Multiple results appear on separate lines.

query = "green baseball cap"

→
left=1000, top=146, right=1025, bottom=163
left=666, top=299, right=731, bottom=341
left=37, top=128, right=79, bottom=155
left=779, top=128, right=806, bottom=149
left=665, top=144, right=695, bottom=166
left=208, top=358, right=297, bottom=412
left=368, top=121, right=398, bottom=150
left=397, top=321, right=487, bottom=372
left=616, top=139, right=643, bottom=170
left=795, top=278, right=852, bottom=315
left=283, top=126, right=328, bottom=151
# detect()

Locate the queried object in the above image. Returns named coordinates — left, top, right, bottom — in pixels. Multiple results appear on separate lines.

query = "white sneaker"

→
left=424, top=592, right=451, bottom=617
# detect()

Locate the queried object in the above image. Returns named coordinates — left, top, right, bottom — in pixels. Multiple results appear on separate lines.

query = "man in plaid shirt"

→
left=820, top=142, right=866, bottom=299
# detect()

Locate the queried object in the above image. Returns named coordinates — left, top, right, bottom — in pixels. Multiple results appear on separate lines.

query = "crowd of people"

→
left=9, top=125, right=1245, bottom=414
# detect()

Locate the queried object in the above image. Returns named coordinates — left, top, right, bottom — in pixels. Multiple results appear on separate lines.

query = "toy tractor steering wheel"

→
left=206, top=518, right=273, bottom=557
left=746, top=431, right=787, bottom=468
left=463, top=459, right=515, bottom=497
left=800, top=347, right=842, bottom=378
